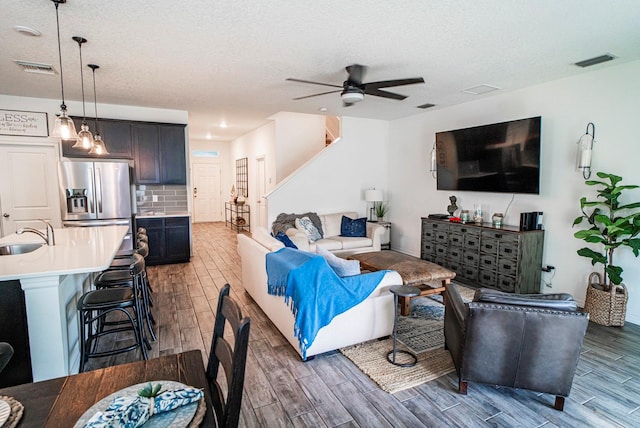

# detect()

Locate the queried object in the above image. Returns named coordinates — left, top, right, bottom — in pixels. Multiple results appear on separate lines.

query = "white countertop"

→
left=135, top=211, right=191, bottom=219
left=0, top=225, right=128, bottom=281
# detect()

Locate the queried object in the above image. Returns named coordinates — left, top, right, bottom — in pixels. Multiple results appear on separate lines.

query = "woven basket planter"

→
left=584, top=272, right=628, bottom=327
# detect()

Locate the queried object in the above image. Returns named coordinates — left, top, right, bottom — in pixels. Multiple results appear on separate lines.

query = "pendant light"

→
left=88, top=64, right=109, bottom=155
left=51, top=0, right=77, bottom=141
left=72, top=36, right=94, bottom=149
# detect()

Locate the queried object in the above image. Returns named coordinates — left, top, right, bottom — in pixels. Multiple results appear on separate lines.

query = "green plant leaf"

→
left=606, top=265, right=623, bottom=285
left=629, top=238, right=640, bottom=256
left=577, top=247, right=607, bottom=265
left=572, top=216, right=584, bottom=227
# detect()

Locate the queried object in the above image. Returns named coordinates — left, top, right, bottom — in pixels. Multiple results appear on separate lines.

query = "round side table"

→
left=387, top=284, right=420, bottom=367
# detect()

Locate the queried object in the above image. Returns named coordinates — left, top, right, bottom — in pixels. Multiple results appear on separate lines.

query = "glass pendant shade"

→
left=53, top=107, right=78, bottom=140
left=74, top=122, right=94, bottom=149
left=89, top=133, right=109, bottom=155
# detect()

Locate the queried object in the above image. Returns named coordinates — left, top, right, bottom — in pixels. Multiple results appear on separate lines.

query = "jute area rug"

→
left=339, top=283, right=475, bottom=394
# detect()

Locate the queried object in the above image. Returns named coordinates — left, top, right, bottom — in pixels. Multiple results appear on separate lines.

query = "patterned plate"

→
left=74, top=381, right=199, bottom=428
left=0, top=399, right=10, bottom=427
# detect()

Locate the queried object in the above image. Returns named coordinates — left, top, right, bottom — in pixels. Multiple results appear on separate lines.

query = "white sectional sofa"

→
left=237, top=226, right=402, bottom=360
left=284, top=211, right=384, bottom=256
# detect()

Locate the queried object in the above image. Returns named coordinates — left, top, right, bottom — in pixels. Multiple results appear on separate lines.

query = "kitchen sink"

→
left=0, top=243, right=44, bottom=256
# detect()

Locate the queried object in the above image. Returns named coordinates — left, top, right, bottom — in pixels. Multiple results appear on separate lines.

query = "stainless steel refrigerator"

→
left=58, top=161, right=133, bottom=254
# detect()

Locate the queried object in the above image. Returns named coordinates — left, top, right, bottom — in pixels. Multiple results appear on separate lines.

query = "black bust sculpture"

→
left=447, top=195, right=458, bottom=217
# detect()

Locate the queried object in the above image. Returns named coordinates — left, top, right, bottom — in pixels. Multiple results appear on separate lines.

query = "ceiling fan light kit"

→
left=287, top=64, right=424, bottom=107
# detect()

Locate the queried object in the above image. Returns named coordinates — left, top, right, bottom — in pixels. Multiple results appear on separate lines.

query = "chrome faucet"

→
left=17, top=219, right=56, bottom=246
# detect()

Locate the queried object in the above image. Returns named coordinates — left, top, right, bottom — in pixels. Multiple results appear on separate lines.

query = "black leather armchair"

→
left=444, top=284, right=589, bottom=411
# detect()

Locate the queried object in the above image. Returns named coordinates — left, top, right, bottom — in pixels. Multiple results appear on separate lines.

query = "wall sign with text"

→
left=0, top=109, right=49, bottom=137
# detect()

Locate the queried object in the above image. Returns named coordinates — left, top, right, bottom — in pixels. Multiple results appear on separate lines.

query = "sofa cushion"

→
left=340, top=216, right=367, bottom=237
left=331, top=236, right=373, bottom=250
left=316, top=246, right=361, bottom=277
left=274, top=232, right=298, bottom=249
left=314, top=238, right=343, bottom=251
left=295, top=217, right=322, bottom=242
left=252, top=227, right=284, bottom=252
left=321, top=212, right=357, bottom=238
left=273, top=212, right=324, bottom=237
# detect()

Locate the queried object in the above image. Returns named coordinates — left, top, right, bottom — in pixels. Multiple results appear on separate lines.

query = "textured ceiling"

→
left=1, top=0, right=639, bottom=142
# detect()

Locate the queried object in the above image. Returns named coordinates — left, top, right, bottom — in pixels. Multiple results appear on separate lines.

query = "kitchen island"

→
left=0, top=225, right=128, bottom=382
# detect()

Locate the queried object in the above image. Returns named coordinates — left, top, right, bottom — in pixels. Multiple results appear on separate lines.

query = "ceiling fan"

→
left=286, top=64, right=425, bottom=107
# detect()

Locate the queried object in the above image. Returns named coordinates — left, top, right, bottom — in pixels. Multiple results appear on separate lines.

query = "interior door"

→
left=193, top=163, right=222, bottom=222
left=0, top=144, right=60, bottom=235
left=255, top=155, right=267, bottom=229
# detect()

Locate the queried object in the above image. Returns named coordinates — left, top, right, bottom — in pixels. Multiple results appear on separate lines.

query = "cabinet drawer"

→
left=428, top=221, right=449, bottom=232
left=464, top=235, right=480, bottom=249
left=435, top=245, right=448, bottom=258
left=459, top=266, right=478, bottom=281
left=449, top=232, right=464, bottom=247
left=498, top=259, right=519, bottom=276
left=165, top=216, right=189, bottom=227
left=478, top=269, right=497, bottom=287
left=462, top=250, right=479, bottom=266
left=480, top=254, right=497, bottom=270
left=434, top=257, right=447, bottom=268
left=480, top=238, right=499, bottom=254
left=422, top=229, right=435, bottom=241
left=446, top=260, right=462, bottom=272
left=136, top=218, right=163, bottom=229
left=497, top=276, right=517, bottom=293
left=447, top=247, right=463, bottom=262
left=435, top=231, right=449, bottom=243
left=421, top=241, right=436, bottom=256
left=481, top=230, right=519, bottom=245
left=499, top=243, right=519, bottom=259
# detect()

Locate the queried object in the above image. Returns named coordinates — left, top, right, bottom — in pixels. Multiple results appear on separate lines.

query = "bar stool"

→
left=94, top=253, right=156, bottom=344
left=77, top=255, right=148, bottom=372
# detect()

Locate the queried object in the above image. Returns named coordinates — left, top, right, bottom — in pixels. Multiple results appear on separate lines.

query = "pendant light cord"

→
left=78, top=41, right=86, bottom=120
left=54, top=1, right=66, bottom=109
left=90, top=65, right=99, bottom=134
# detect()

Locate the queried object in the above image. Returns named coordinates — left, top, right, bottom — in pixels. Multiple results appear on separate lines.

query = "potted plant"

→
left=374, top=202, right=389, bottom=222
left=573, top=172, right=640, bottom=326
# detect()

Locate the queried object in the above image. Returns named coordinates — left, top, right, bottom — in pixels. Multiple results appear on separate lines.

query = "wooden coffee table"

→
left=348, top=251, right=456, bottom=315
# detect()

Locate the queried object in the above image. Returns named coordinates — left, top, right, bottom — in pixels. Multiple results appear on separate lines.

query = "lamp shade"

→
left=365, top=189, right=384, bottom=202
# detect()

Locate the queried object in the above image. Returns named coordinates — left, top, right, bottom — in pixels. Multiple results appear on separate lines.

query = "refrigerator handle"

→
left=96, top=166, right=103, bottom=214
left=89, top=167, right=95, bottom=214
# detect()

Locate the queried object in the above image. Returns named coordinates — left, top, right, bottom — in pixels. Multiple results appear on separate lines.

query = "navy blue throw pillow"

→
left=340, top=216, right=367, bottom=237
left=275, top=232, right=298, bottom=248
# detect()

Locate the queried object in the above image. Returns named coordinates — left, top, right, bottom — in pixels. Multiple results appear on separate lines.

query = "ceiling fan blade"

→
left=364, top=87, right=407, bottom=100
left=286, top=78, right=343, bottom=89
left=365, top=77, right=425, bottom=89
left=345, top=64, right=367, bottom=85
left=292, top=89, right=342, bottom=100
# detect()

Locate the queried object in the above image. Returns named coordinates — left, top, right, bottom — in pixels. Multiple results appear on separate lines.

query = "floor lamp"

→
left=365, top=189, right=384, bottom=222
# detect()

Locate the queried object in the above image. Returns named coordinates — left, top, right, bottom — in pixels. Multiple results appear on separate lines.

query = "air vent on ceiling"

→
left=14, top=60, right=57, bottom=75
left=463, top=84, right=500, bottom=95
left=416, top=103, right=436, bottom=109
left=574, top=54, right=616, bottom=68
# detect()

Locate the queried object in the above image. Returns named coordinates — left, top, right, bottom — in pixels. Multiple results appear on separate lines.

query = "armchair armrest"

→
left=366, top=222, right=384, bottom=251
left=473, top=288, right=579, bottom=311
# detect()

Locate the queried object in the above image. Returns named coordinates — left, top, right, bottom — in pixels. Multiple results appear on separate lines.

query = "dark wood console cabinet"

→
left=421, top=218, right=544, bottom=293
left=135, top=216, right=191, bottom=266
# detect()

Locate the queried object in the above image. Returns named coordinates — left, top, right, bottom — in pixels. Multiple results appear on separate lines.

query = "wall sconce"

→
left=577, top=122, right=595, bottom=179
left=429, top=142, right=437, bottom=179
left=365, top=189, right=383, bottom=222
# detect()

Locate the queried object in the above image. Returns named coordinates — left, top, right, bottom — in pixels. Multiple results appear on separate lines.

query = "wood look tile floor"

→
left=87, top=222, right=640, bottom=427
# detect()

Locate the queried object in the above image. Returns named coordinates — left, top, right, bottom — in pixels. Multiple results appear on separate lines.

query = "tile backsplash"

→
left=135, top=184, right=188, bottom=213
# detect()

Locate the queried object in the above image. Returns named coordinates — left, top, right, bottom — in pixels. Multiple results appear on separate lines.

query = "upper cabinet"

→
left=133, top=123, right=186, bottom=185
left=62, top=117, right=133, bottom=159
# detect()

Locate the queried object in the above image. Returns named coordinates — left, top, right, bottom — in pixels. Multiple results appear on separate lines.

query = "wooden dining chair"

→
left=206, top=284, right=251, bottom=428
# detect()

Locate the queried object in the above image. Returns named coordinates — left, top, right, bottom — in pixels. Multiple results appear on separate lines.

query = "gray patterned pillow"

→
left=295, top=217, right=322, bottom=242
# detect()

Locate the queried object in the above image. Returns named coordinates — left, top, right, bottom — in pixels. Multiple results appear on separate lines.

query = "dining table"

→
left=0, top=350, right=215, bottom=427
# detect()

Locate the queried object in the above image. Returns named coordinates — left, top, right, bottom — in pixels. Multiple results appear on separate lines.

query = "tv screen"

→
left=435, top=116, right=541, bottom=194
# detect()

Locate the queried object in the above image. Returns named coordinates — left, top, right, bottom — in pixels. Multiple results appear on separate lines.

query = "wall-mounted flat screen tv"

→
left=435, top=116, right=541, bottom=194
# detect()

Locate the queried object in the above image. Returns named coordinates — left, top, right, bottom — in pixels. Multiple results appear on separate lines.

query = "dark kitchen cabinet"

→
left=63, top=117, right=133, bottom=159
left=133, top=124, right=186, bottom=185
left=0, top=280, right=33, bottom=387
left=136, top=216, right=191, bottom=265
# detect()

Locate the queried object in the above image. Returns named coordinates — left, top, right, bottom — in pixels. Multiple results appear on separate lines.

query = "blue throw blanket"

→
left=266, top=247, right=388, bottom=359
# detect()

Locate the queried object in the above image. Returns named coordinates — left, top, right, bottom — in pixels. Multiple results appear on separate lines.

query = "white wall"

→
left=388, top=60, right=640, bottom=323
left=272, top=112, right=326, bottom=182
left=268, top=116, right=389, bottom=225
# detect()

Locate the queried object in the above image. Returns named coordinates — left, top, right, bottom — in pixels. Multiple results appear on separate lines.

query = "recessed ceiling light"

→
left=318, top=107, right=328, bottom=112
left=462, top=84, right=500, bottom=95
left=416, top=103, right=436, bottom=109
left=219, top=122, right=228, bottom=128
left=14, top=26, right=41, bottom=37
left=206, top=133, right=212, bottom=140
